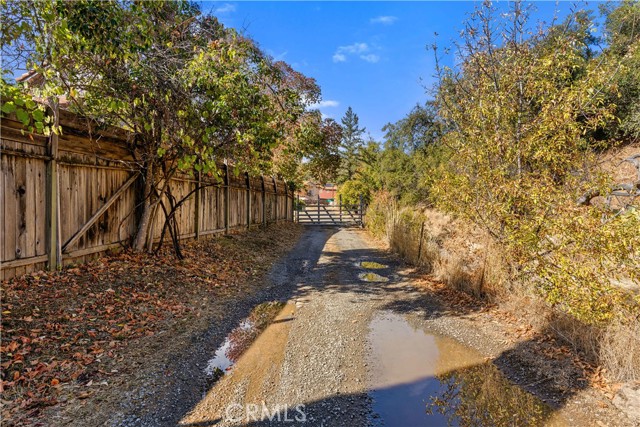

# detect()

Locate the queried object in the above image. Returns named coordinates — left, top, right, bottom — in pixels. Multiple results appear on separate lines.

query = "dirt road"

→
left=176, top=227, right=633, bottom=427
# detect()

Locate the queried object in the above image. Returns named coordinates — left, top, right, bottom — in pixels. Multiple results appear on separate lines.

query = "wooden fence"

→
left=1, top=109, right=293, bottom=280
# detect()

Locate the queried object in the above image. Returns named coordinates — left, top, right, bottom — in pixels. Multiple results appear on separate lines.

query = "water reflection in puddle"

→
left=359, top=272, right=389, bottom=282
left=357, top=261, right=388, bottom=269
left=367, top=312, right=566, bottom=427
left=204, top=320, right=253, bottom=376
left=204, top=302, right=287, bottom=378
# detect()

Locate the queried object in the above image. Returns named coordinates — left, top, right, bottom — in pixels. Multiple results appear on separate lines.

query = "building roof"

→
left=319, top=189, right=337, bottom=199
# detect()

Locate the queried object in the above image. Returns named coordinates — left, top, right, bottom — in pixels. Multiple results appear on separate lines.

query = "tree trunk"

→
left=133, top=162, right=155, bottom=252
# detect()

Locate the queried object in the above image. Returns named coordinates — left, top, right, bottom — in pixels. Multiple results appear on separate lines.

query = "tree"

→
left=337, top=106, right=366, bottom=183
left=381, top=102, right=442, bottom=153
left=301, top=115, right=343, bottom=184
left=600, top=0, right=640, bottom=141
left=377, top=102, right=445, bottom=203
left=337, top=138, right=380, bottom=206
left=430, top=1, right=639, bottom=323
left=1, top=0, right=319, bottom=253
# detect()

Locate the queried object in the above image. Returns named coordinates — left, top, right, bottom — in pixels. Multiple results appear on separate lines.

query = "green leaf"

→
left=16, top=108, right=30, bottom=125
left=1, top=102, right=16, bottom=114
left=32, top=109, right=45, bottom=122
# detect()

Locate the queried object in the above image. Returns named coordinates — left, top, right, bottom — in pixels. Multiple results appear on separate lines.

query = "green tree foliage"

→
left=434, top=2, right=640, bottom=323
left=363, top=1, right=639, bottom=324
left=600, top=0, right=640, bottom=140
left=430, top=1, right=639, bottom=323
left=377, top=102, right=445, bottom=204
left=336, top=137, right=380, bottom=206
left=1, top=0, right=325, bottom=252
left=337, top=106, right=366, bottom=184
left=301, top=115, right=343, bottom=184
left=381, top=102, right=441, bottom=152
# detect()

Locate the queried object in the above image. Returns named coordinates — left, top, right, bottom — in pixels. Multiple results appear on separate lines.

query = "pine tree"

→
left=338, top=106, right=366, bottom=183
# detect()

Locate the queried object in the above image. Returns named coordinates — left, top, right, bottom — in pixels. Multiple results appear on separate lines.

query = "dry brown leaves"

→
left=0, top=224, right=302, bottom=425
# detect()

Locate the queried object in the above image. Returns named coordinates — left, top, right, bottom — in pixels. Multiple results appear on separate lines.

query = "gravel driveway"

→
left=179, top=227, right=634, bottom=427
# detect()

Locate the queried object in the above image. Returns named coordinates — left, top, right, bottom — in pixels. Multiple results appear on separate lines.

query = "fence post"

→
left=296, top=194, right=300, bottom=223
left=284, top=181, right=289, bottom=222
left=272, top=176, right=278, bottom=223
left=261, top=175, right=266, bottom=227
left=339, top=194, right=342, bottom=224
left=194, top=169, right=201, bottom=240
left=289, top=183, right=293, bottom=222
left=246, top=172, right=251, bottom=229
left=417, top=221, right=425, bottom=264
left=224, top=162, right=230, bottom=234
left=46, top=101, right=61, bottom=270
left=317, top=193, right=320, bottom=223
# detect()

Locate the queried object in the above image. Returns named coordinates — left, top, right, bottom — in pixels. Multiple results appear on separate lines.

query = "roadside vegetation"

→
left=340, top=1, right=640, bottom=383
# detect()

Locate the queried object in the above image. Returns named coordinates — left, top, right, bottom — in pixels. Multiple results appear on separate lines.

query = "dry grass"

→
left=382, top=206, right=507, bottom=300
left=600, top=316, right=640, bottom=383
left=367, top=197, right=640, bottom=384
left=500, top=281, right=640, bottom=383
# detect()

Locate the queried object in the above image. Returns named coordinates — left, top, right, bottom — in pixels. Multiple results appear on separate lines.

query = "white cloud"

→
left=332, top=53, right=347, bottom=63
left=338, top=42, right=369, bottom=54
left=214, top=3, right=236, bottom=13
left=310, top=100, right=340, bottom=109
left=360, top=54, right=380, bottom=63
left=333, top=42, right=381, bottom=63
left=370, top=16, right=398, bottom=25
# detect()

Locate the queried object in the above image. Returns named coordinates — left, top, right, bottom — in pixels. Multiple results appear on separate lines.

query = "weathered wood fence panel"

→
left=1, top=110, right=293, bottom=280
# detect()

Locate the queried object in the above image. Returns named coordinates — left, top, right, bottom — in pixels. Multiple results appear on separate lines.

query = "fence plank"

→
left=3, top=154, right=17, bottom=264
left=272, top=176, right=278, bottom=223
left=224, top=163, right=230, bottom=234
left=262, top=175, right=267, bottom=226
left=62, top=173, right=138, bottom=253
left=246, top=172, right=251, bottom=229
left=195, top=170, right=201, bottom=240
left=46, top=102, right=60, bottom=270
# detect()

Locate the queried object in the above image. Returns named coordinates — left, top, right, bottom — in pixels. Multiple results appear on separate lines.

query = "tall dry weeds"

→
left=366, top=193, right=640, bottom=383
left=601, top=316, right=640, bottom=382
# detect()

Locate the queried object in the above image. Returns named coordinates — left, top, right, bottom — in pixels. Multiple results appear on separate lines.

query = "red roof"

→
left=319, top=189, right=337, bottom=199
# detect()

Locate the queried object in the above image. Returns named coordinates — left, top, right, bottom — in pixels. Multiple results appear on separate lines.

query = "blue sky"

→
left=205, top=1, right=592, bottom=140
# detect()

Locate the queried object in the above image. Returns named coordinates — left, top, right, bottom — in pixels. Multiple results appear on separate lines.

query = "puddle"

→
left=205, top=302, right=286, bottom=378
left=204, top=319, right=252, bottom=377
left=358, top=261, right=388, bottom=269
left=186, top=302, right=297, bottom=424
left=359, top=272, right=389, bottom=282
left=367, top=312, right=567, bottom=426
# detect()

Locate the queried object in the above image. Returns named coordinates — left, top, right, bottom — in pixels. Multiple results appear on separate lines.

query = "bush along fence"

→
left=1, top=108, right=294, bottom=280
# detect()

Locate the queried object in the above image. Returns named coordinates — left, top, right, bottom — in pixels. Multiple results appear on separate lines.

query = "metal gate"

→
left=295, top=195, right=364, bottom=226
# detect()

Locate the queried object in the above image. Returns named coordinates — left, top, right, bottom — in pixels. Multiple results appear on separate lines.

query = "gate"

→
left=296, top=195, right=364, bottom=227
